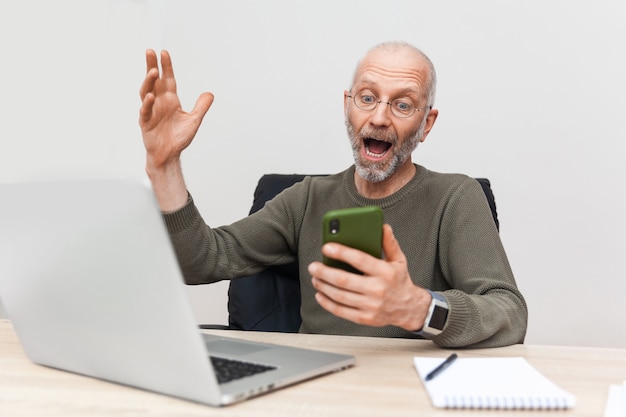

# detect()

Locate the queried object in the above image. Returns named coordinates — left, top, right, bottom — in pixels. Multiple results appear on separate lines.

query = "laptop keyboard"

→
left=210, top=356, right=277, bottom=384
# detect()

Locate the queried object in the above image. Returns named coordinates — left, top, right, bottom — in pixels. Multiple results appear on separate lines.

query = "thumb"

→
left=191, top=92, right=215, bottom=123
left=382, top=223, right=405, bottom=263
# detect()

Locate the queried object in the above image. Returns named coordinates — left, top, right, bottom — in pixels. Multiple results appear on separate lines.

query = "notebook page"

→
left=414, top=356, right=576, bottom=409
left=603, top=381, right=626, bottom=417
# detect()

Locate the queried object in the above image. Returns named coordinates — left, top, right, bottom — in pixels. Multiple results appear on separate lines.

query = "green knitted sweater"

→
left=163, top=164, right=527, bottom=348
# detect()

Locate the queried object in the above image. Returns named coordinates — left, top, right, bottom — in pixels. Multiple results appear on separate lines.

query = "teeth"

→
left=365, top=141, right=387, bottom=157
left=366, top=148, right=384, bottom=157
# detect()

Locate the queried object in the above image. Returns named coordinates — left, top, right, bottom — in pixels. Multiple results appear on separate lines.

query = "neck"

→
left=354, top=161, right=416, bottom=199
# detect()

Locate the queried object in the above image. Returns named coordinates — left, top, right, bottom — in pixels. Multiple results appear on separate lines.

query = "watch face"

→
left=430, top=305, right=449, bottom=330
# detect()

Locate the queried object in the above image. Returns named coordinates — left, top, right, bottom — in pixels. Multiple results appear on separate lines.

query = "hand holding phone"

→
left=322, top=206, right=383, bottom=274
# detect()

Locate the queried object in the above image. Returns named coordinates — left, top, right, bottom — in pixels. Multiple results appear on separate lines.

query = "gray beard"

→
left=345, top=112, right=426, bottom=183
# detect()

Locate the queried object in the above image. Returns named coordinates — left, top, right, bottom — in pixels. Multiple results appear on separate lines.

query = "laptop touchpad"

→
left=206, top=339, right=271, bottom=356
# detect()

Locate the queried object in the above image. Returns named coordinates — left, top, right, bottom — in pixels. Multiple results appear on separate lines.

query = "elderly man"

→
left=139, top=41, right=527, bottom=348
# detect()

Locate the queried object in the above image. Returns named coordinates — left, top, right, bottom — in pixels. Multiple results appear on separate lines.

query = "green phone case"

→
left=322, top=206, right=383, bottom=274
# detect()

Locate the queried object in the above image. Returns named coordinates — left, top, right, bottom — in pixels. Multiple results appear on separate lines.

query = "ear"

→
left=419, top=108, right=439, bottom=143
left=343, top=90, right=350, bottom=113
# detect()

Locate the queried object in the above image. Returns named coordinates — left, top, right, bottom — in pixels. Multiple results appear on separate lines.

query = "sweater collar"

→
left=344, top=164, right=428, bottom=208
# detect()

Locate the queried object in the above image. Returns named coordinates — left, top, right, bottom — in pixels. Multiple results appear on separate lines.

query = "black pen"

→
left=425, top=353, right=458, bottom=381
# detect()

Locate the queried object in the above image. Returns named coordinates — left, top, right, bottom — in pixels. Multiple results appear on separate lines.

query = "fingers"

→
left=314, top=291, right=371, bottom=325
left=139, top=50, right=159, bottom=124
left=322, top=243, right=375, bottom=275
left=309, top=261, right=355, bottom=296
left=309, top=262, right=372, bottom=322
left=309, top=265, right=384, bottom=326
left=138, top=91, right=155, bottom=125
left=139, top=68, right=158, bottom=102
left=311, top=273, right=359, bottom=309
left=140, top=49, right=159, bottom=99
left=159, top=50, right=177, bottom=92
left=139, top=49, right=175, bottom=101
left=309, top=260, right=380, bottom=305
left=145, top=49, right=158, bottom=75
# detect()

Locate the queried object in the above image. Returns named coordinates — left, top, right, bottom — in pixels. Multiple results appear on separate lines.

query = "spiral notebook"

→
left=414, top=356, right=576, bottom=410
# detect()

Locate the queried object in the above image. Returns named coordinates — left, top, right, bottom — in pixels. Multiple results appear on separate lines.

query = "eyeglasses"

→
left=346, top=91, right=427, bottom=118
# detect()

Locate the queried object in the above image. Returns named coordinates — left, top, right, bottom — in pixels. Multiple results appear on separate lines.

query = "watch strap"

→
left=414, top=290, right=449, bottom=339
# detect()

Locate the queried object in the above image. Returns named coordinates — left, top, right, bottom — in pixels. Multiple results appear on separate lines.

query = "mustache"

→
left=358, top=126, right=398, bottom=144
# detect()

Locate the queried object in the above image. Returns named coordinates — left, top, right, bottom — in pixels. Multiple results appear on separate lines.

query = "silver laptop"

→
left=0, top=179, right=355, bottom=406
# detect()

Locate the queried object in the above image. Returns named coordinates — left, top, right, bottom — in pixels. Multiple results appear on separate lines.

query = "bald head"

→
left=351, top=41, right=437, bottom=108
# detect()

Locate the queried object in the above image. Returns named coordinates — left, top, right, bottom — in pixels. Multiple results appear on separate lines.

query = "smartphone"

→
left=322, top=206, right=383, bottom=274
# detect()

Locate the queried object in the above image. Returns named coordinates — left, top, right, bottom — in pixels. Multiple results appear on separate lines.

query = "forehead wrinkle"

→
left=354, top=71, right=425, bottom=100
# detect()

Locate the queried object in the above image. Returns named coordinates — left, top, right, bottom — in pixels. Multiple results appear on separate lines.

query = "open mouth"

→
left=364, top=138, right=392, bottom=158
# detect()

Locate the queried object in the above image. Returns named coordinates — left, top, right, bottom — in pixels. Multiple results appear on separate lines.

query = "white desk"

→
left=1, top=319, right=623, bottom=416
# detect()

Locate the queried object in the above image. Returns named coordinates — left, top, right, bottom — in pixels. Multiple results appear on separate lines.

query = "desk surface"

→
left=1, top=319, right=623, bottom=416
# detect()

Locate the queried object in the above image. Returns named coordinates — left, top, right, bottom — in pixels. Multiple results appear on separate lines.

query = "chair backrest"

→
left=227, top=174, right=499, bottom=332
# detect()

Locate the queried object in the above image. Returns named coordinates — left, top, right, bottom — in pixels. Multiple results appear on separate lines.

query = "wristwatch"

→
left=415, top=290, right=449, bottom=338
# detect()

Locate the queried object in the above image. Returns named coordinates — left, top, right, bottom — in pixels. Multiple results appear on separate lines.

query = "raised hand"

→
left=138, top=49, right=214, bottom=211
left=139, top=49, right=214, bottom=172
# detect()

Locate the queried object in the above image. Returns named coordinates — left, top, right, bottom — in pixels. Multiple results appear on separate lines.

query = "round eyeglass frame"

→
left=346, top=92, right=428, bottom=118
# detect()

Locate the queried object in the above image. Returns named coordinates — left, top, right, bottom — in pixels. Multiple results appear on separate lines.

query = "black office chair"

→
left=200, top=174, right=499, bottom=333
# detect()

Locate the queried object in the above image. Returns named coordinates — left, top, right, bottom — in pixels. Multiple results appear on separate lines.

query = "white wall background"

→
left=1, top=0, right=624, bottom=348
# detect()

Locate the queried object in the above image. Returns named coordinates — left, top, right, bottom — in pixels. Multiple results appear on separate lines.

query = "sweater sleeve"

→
left=161, top=191, right=301, bottom=285
left=431, top=178, right=528, bottom=348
